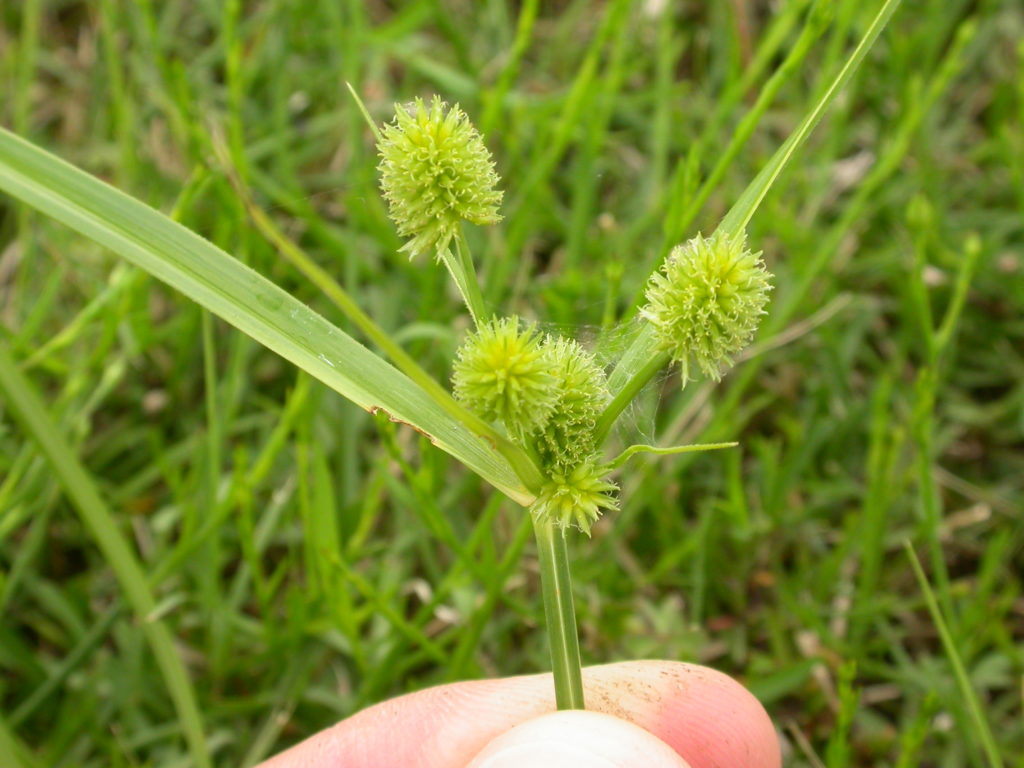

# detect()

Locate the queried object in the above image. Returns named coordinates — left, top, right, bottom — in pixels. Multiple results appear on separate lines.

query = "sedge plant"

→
left=359, top=93, right=769, bottom=709
left=0, top=0, right=907, bottom=754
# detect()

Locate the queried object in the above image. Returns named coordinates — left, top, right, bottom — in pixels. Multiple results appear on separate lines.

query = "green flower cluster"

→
left=641, top=231, right=772, bottom=383
left=452, top=319, right=617, bottom=534
left=533, top=336, right=608, bottom=473
left=374, top=93, right=773, bottom=537
left=451, top=317, right=556, bottom=441
left=377, top=96, right=503, bottom=260
left=530, top=462, right=618, bottom=534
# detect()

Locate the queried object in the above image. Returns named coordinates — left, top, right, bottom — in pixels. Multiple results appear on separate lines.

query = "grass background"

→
left=1, top=0, right=1022, bottom=765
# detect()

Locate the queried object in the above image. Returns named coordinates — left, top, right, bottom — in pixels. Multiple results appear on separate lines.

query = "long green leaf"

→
left=605, top=0, right=904, bottom=402
left=606, top=441, right=738, bottom=471
left=0, top=344, right=211, bottom=768
left=904, top=541, right=1004, bottom=768
left=0, top=127, right=533, bottom=505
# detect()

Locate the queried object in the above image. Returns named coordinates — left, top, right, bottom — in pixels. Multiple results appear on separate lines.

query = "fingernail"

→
left=466, top=710, right=691, bottom=768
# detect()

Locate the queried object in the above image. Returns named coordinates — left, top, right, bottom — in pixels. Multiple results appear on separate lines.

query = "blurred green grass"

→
left=0, top=0, right=1021, bottom=766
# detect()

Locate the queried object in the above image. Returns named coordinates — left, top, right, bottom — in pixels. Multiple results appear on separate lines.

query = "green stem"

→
left=594, top=348, right=670, bottom=446
left=904, top=542, right=1004, bottom=768
left=448, top=227, right=489, bottom=326
left=532, top=517, right=585, bottom=709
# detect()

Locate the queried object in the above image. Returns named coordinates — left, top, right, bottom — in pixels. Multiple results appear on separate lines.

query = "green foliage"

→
left=0, top=1, right=1021, bottom=766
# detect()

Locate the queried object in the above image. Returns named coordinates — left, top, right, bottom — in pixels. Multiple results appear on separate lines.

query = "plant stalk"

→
left=450, top=227, right=489, bottom=327
left=532, top=516, right=585, bottom=709
left=594, top=347, right=670, bottom=446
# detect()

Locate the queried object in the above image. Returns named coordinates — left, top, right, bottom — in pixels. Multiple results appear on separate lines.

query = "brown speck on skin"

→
left=583, top=666, right=681, bottom=720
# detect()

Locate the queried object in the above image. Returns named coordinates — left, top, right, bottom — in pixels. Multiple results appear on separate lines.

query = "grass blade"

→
left=0, top=127, right=535, bottom=505
left=0, top=716, right=39, bottom=768
left=0, top=344, right=211, bottom=768
left=903, top=540, right=1005, bottom=768
left=606, top=441, right=738, bottom=471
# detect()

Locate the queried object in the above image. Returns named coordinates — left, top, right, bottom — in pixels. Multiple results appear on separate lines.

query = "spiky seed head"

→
left=377, top=96, right=503, bottom=260
left=641, top=231, right=772, bottom=383
left=536, top=335, right=610, bottom=472
left=530, top=462, right=618, bottom=535
left=452, top=317, right=557, bottom=440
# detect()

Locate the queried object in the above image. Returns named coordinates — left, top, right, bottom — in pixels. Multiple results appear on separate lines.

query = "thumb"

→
left=466, top=710, right=691, bottom=768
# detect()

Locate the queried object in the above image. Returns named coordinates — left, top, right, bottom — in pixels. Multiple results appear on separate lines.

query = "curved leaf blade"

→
left=0, top=127, right=532, bottom=505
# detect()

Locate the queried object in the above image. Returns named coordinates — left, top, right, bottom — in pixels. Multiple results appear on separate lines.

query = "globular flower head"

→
left=452, top=317, right=557, bottom=440
left=641, top=231, right=772, bottom=383
left=378, top=96, right=503, bottom=260
left=536, top=335, right=610, bottom=472
left=452, top=324, right=618, bottom=530
left=530, top=462, right=618, bottom=535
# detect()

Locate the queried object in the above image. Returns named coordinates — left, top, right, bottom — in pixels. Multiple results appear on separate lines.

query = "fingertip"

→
left=466, top=711, right=691, bottom=768
left=257, top=661, right=780, bottom=768
left=590, top=662, right=780, bottom=768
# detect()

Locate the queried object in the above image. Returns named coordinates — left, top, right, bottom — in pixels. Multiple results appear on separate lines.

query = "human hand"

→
left=258, top=661, right=779, bottom=767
